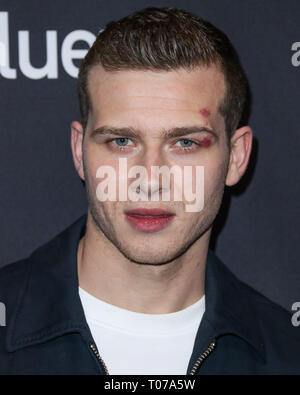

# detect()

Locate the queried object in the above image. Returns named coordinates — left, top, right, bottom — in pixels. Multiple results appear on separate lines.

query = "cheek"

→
left=83, top=149, right=126, bottom=205
left=84, top=144, right=116, bottom=177
left=203, top=159, right=228, bottom=199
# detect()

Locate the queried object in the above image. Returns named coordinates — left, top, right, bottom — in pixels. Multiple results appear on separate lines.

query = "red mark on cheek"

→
left=201, top=136, right=212, bottom=148
left=199, top=108, right=211, bottom=118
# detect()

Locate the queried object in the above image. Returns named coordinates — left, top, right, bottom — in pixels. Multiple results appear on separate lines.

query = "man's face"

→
left=78, top=65, right=231, bottom=264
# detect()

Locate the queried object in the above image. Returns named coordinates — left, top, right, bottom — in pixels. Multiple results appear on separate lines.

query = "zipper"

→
left=188, top=339, right=216, bottom=375
left=89, top=342, right=110, bottom=375
left=89, top=339, right=216, bottom=376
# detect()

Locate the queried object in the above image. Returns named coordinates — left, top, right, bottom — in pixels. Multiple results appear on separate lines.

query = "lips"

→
left=124, top=208, right=175, bottom=232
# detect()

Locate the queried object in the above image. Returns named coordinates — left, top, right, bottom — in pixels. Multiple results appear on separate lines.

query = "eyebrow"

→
left=90, top=125, right=216, bottom=140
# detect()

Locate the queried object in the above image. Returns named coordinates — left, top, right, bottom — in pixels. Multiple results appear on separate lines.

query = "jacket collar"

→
left=6, top=215, right=90, bottom=352
left=6, top=214, right=264, bottom=360
left=203, top=249, right=265, bottom=361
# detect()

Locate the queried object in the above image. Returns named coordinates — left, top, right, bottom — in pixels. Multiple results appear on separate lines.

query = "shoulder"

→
left=0, top=258, right=31, bottom=323
left=237, top=274, right=300, bottom=370
left=0, top=258, right=31, bottom=296
left=0, top=214, right=87, bottom=325
left=239, top=276, right=293, bottom=329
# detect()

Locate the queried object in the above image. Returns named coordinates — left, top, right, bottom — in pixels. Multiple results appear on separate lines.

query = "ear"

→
left=225, top=126, right=253, bottom=186
left=70, top=121, right=85, bottom=180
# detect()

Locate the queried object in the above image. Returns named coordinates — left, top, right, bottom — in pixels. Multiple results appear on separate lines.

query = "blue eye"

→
left=114, top=137, right=131, bottom=146
left=176, top=139, right=194, bottom=147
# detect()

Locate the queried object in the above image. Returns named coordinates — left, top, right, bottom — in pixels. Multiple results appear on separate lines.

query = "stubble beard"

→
left=83, top=170, right=226, bottom=267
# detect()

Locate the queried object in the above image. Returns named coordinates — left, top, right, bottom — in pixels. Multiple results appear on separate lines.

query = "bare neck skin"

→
left=77, top=211, right=210, bottom=314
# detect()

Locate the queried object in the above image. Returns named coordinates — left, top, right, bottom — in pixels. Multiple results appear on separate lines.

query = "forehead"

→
left=87, top=65, right=226, bottom=128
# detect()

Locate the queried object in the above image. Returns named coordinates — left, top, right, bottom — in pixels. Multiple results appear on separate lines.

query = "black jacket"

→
left=0, top=214, right=299, bottom=375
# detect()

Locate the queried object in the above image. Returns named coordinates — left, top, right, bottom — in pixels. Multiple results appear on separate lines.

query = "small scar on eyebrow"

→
left=199, top=108, right=211, bottom=117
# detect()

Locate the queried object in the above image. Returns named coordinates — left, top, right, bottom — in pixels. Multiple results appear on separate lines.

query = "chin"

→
left=117, top=239, right=186, bottom=266
left=122, top=252, right=176, bottom=266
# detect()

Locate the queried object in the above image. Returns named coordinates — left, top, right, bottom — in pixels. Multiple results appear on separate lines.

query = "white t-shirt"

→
left=79, top=287, right=205, bottom=375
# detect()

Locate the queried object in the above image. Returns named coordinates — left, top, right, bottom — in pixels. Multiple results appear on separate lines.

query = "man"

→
left=0, top=7, right=299, bottom=375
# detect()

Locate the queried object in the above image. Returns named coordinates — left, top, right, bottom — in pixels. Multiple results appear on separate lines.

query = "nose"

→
left=129, top=147, right=170, bottom=202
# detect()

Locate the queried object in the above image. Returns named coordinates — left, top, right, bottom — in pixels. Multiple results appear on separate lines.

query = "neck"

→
left=77, top=212, right=211, bottom=314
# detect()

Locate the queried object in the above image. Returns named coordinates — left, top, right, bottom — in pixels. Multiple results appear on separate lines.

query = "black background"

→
left=0, top=0, right=299, bottom=311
